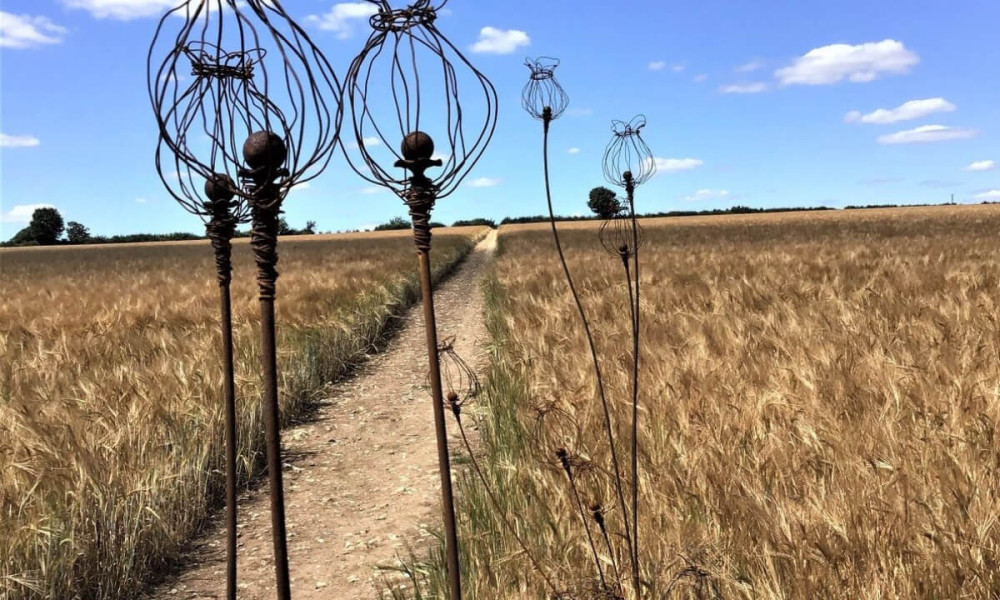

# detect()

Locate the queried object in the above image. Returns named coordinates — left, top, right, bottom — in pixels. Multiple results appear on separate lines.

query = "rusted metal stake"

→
left=205, top=185, right=240, bottom=600
left=249, top=187, right=291, bottom=600
left=397, top=131, right=462, bottom=599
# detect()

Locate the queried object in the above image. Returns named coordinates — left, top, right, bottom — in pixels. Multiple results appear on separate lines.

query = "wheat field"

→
left=403, top=206, right=1000, bottom=600
left=0, top=227, right=484, bottom=600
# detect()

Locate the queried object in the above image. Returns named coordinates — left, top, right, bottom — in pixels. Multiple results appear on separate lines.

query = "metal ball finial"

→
left=243, top=131, right=288, bottom=172
left=204, top=173, right=237, bottom=202
left=401, top=131, right=434, bottom=161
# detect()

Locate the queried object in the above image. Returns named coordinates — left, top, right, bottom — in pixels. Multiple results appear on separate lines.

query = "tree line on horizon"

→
left=3, top=193, right=987, bottom=248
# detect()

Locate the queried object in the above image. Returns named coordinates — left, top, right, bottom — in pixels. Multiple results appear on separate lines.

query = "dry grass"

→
left=396, top=206, right=1000, bottom=599
left=0, top=227, right=484, bottom=600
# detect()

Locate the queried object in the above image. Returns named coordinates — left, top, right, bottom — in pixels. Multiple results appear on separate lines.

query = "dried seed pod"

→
left=521, top=56, right=570, bottom=121
left=341, top=0, right=498, bottom=200
left=149, top=0, right=342, bottom=210
left=602, top=115, right=656, bottom=189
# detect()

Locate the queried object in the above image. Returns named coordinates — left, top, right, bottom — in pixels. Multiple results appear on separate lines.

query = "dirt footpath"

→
left=150, top=230, right=497, bottom=599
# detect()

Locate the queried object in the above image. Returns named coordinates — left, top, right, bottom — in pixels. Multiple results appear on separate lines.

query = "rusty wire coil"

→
left=341, top=0, right=498, bottom=200
left=148, top=0, right=342, bottom=212
left=522, top=56, right=569, bottom=121
left=599, top=214, right=644, bottom=258
left=602, top=115, right=656, bottom=189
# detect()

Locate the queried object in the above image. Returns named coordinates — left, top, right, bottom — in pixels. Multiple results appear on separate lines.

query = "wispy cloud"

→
left=305, top=2, right=378, bottom=39
left=467, top=177, right=501, bottom=188
left=566, top=107, right=593, bottom=117
left=682, top=189, right=730, bottom=202
left=719, top=82, right=768, bottom=94
left=844, top=98, right=956, bottom=124
left=62, top=0, right=183, bottom=20
left=360, top=186, right=383, bottom=195
left=735, top=60, right=763, bottom=73
left=974, top=190, right=1000, bottom=201
left=693, top=74, right=708, bottom=83
left=0, top=11, right=67, bottom=48
left=1, top=203, right=55, bottom=223
left=648, top=61, right=667, bottom=71
left=568, top=147, right=580, bottom=155
left=470, top=27, right=530, bottom=54
left=134, top=197, right=148, bottom=204
left=965, top=160, right=995, bottom=172
left=0, top=133, right=41, bottom=148
left=859, top=177, right=905, bottom=185
left=877, top=125, right=978, bottom=145
left=776, top=39, right=918, bottom=86
left=646, top=157, right=704, bottom=173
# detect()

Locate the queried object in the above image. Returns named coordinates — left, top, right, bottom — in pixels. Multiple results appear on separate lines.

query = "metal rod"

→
left=416, top=246, right=463, bottom=599
left=208, top=210, right=240, bottom=600
left=219, top=282, right=239, bottom=600
left=626, top=181, right=641, bottom=597
left=250, top=199, right=291, bottom=600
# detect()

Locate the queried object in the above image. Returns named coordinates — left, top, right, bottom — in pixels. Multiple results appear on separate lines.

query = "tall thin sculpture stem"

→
left=542, top=110, right=635, bottom=577
left=626, top=179, right=641, bottom=596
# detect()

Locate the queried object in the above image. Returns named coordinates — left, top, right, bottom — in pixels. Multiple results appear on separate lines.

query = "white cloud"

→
left=566, top=107, right=593, bottom=117
left=349, top=136, right=382, bottom=150
left=360, top=186, right=383, bottom=195
left=877, top=124, right=978, bottom=145
left=974, top=190, right=1000, bottom=201
left=682, top=189, right=729, bottom=202
left=965, top=160, right=995, bottom=172
left=470, top=27, right=529, bottom=55
left=719, top=82, right=768, bottom=94
left=646, top=157, right=704, bottom=173
left=0, top=11, right=67, bottom=48
left=693, top=74, right=708, bottom=83
left=0, top=133, right=41, bottom=148
left=467, top=177, right=501, bottom=188
left=305, top=2, right=378, bottom=39
left=844, top=98, right=955, bottom=124
left=735, top=60, right=763, bottom=73
left=134, top=197, right=148, bottom=204
left=62, top=0, right=180, bottom=20
left=672, top=63, right=685, bottom=72
left=568, top=147, right=580, bottom=155
left=775, top=39, right=919, bottom=86
left=2, top=203, right=55, bottom=223
left=648, top=61, right=666, bottom=71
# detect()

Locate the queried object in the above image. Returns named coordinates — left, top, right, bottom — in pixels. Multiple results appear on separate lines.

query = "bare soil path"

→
left=150, top=230, right=497, bottom=600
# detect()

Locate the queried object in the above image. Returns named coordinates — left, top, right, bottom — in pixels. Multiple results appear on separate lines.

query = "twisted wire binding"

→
left=522, top=57, right=569, bottom=120
left=148, top=0, right=342, bottom=213
left=250, top=197, right=281, bottom=299
left=206, top=200, right=239, bottom=285
left=341, top=0, right=498, bottom=201
left=603, top=115, right=656, bottom=188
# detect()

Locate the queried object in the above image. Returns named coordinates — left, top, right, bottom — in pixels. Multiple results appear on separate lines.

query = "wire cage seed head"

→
left=149, top=0, right=342, bottom=214
left=599, top=213, right=645, bottom=258
left=429, top=336, right=480, bottom=413
left=205, top=173, right=237, bottom=202
left=603, top=115, right=656, bottom=189
left=521, top=56, right=570, bottom=121
left=341, top=0, right=499, bottom=200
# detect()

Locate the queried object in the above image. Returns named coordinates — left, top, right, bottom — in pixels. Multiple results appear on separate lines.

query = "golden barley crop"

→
left=403, top=206, right=1000, bottom=600
left=0, top=227, right=484, bottom=600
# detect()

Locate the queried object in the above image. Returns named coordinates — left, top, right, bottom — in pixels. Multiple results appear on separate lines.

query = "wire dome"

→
left=602, top=115, right=655, bottom=189
left=148, top=0, right=342, bottom=213
left=340, top=0, right=499, bottom=200
left=427, top=335, right=480, bottom=412
left=521, top=56, right=569, bottom=120
left=599, top=213, right=645, bottom=258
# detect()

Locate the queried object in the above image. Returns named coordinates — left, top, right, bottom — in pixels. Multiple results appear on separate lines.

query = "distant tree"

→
left=278, top=217, right=294, bottom=236
left=66, top=221, right=91, bottom=244
left=8, top=226, right=37, bottom=245
left=588, top=186, right=621, bottom=218
left=374, top=216, right=412, bottom=231
left=452, top=218, right=497, bottom=228
left=429, top=222, right=446, bottom=228
left=303, top=220, right=317, bottom=235
left=29, top=207, right=65, bottom=245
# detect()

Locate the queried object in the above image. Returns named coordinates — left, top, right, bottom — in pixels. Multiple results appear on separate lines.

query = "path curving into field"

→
left=149, top=230, right=497, bottom=600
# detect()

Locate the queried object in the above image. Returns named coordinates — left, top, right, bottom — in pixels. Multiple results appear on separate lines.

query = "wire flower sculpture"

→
left=603, top=115, right=655, bottom=597
left=434, top=336, right=480, bottom=416
left=148, top=3, right=340, bottom=599
left=599, top=211, right=645, bottom=261
left=522, top=57, right=642, bottom=597
left=522, top=57, right=570, bottom=122
left=341, top=2, right=498, bottom=597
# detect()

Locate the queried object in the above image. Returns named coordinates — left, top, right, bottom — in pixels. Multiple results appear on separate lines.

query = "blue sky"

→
left=2, top=0, right=999, bottom=238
